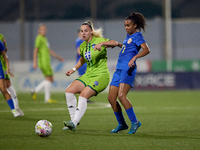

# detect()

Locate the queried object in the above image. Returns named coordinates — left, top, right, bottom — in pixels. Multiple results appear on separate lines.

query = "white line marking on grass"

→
left=0, top=102, right=111, bottom=113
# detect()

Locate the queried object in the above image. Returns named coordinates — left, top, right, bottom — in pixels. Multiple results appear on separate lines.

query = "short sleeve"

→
left=79, top=42, right=84, bottom=57
left=135, top=32, right=146, bottom=46
left=35, top=36, right=40, bottom=48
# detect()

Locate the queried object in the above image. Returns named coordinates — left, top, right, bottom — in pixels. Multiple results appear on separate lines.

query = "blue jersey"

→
left=116, top=32, right=146, bottom=70
left=0, top=41, right=5, bottom=68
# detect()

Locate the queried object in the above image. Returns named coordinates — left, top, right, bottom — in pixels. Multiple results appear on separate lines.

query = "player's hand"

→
left=7, top=68, right=14, bottom=77
left=59, top=57, right=65, bottom=62
left=65, top=70, right=75, bottom=76
left=94, top=43, right=102, bottom=51
left=33, top=63, right=37, bottom=70
left=128, top=56, right=137, bottom=68
left=118, top=43, right=123, bottom=48
left=8, top=71, right=14, bottom=77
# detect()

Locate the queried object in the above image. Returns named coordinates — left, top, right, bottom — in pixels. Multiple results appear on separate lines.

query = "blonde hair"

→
left=38, top=23, right=46, bottom=28
left=82, top=21, right=103, bottom=37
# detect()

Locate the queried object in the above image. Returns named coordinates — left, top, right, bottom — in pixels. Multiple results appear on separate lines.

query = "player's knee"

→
left=107, top=95, right=116, bottom=104
left=79, top=93, right=87, bottom=98
left=118, top=93, right=126, bottom=102
left=6, top=80, right=11, bottom=87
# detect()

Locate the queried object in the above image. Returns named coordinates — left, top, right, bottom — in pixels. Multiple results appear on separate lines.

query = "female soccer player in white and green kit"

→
left=32, top=24, right=64, bottom=103
left=63, top=21, right=122, bottom=131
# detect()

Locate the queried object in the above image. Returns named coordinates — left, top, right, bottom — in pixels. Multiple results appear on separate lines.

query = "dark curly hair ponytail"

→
left=125, top=12, right=147, bottom=32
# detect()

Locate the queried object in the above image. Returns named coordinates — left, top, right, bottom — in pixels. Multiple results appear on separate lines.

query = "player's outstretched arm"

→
left=94, top=40, right=122, bottom=51
left=33, top=48, right=38, bottom=69
left=66, top=57, right=85, bottom=76
left=49, top=49, right=65, bottom=62
left=128, top=43, right=150, bottom=68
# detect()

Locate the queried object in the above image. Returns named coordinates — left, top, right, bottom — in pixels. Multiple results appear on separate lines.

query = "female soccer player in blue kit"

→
left=107, top=12, right=150, bottom=134
left=0, top=41, right=21, bottom=117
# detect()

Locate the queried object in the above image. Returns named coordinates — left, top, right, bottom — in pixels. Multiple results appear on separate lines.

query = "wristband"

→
left=72, top=67, right=76, bottom=71
left=116, top=41, right=119, bottom=46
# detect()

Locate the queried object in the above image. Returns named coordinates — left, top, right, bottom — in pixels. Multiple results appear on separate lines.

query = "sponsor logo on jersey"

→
left=127, top=38, right=132, bottom=44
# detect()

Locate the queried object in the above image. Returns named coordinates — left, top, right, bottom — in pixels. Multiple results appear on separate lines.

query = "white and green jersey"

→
left=35, top=35, right=51, bottom=68
left=80, top=36, right=110, bottom=76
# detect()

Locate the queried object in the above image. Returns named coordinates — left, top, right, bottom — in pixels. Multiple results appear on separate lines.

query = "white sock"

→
left=7, top=86, right=19, bottom=109
left=65, top=93, right=77, bottom=120
left=44, top=80, right=52, bottom=101
left=35, top=80, right=46, bottom=93
left=73, top=96, right=87, bottom=126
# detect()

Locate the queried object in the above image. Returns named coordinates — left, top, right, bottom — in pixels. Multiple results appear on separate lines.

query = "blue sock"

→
left=114, top=111, right=126, bottom=125
left=7, top=99, right=15, bottom=110
left=126, top=107, right=137, bottom=123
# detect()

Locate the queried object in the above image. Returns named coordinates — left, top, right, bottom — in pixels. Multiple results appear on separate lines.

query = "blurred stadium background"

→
left=0, top=0, right=200, bottom=92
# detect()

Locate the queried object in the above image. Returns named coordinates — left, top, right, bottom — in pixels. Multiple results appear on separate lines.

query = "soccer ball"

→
left=35, top=120, right=53, bottom=137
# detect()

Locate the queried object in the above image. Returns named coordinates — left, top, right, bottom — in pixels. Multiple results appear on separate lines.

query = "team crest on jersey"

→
left=92, top=44, right=96, bottom=49
left=127, top=38, right=132, bottom=44
left=93, top=81, right=99, bottom=87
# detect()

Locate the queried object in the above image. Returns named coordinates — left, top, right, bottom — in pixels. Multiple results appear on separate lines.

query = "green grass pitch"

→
left=0, top=90, right=200, bottom=150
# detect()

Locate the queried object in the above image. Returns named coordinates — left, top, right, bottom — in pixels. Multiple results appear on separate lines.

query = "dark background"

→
left=1, top=0, right=200, bottom=21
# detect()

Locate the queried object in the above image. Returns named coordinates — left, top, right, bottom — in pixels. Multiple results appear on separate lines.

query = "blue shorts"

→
left=0, top=67, right=5, bottom=79
left=110, top=67, right=137, bottom=87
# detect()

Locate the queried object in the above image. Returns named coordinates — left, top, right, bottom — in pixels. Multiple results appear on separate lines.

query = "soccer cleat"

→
left=11, top=109, right=21, bottom=117
left=16, top=108, right=24, bottom=116
left=62, top=126, right=69, bottom=130
left=63, top=122, right=80, bottom=130
left=128, top=121, right=141, bottom=134
left=63, top=120, right=76, bottom=132
left=45, top=99, right=57, bottom=103
left=111, top=123, right=129, bottom=133
left=31, top=89, right=37, bottom=101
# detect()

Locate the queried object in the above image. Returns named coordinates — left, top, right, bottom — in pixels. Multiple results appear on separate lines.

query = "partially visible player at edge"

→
left=31, top=24, right=64, bottom=103
left=107, top=12, right=150, bottom=134
left=0, top=40, right=22, bottom=117
left=75, top=29, right=86, bottom=76
left=0, top=34, right=24, bottom=116
left=63, top=21, right=122, bottom=131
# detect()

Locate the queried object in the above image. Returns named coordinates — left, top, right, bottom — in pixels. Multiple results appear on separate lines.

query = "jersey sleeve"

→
left=35, top=36, right=40, bottom=48
left=0, top=34, right=4, bottom=41
left=79, top=42, right=85, bottom=57
left=135, top=32, right=146, bottom=46
left=103, top=38, right=110, bottom=42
